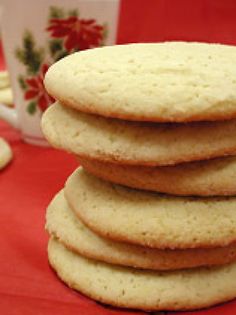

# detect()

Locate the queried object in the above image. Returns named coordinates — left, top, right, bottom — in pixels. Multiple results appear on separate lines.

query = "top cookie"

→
left=45, top=42, right=236, bottom=122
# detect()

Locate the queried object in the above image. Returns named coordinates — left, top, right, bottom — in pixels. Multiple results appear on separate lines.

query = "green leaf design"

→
left=15, top=31, right=44, bottom=75
left=48, top=39, right=69, bottom=62
left=49, top=6, right=64, bottom=19
left=27, top=101, right=37, bottom=115
left=54, top=49, right=68, bottom=61
left=101, top=23, right=109, bottom=46
left=18, top=75, right=27, bottom=90
left=68, top=9, right=79, bottom=17
left=49, top=39, right=63, bottom=57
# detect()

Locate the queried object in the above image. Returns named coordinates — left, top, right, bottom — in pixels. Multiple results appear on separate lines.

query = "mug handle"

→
left=0, top=103, right=19, bottom=128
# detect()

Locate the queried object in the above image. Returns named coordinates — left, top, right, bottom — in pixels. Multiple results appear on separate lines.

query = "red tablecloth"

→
left=2, top=1, right=236, bottom=314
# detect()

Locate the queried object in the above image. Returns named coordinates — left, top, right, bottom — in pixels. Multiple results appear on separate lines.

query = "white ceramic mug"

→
left=0, top=0, right=119, bottom=145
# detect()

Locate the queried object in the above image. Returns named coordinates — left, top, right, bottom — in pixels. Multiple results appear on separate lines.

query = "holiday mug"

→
left=0, top=0, right=119, bottom=145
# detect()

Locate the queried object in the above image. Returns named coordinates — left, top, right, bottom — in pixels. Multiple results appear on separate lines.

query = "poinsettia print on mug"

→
left=0, top=0, right=119, bottom=145
left=24, top=64, right=55, bottom=114
left=16, top=6, right=108, bottom=116
left=47, top=9, right=107, bottom=53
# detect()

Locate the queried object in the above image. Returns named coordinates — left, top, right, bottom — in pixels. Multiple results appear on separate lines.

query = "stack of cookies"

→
left=41, top=42, right=236, bottom=312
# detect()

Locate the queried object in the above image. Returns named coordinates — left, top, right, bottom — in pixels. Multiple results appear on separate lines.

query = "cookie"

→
left=41, top=102, right=236, bottom=166
left=79, top=155, right=236, bottom=196
left=44, top=42, right=236, bottom=123
left=48, top=237, right=236, bottom=311
left=0, top=71, right=10, bottom=90
left=46, top=190, right=236, bottom=270
left=0, top=87, right=13, bottom=106
left=64, top=168, right=236, bottom=249
left=0, top=138, right=12, bottom=169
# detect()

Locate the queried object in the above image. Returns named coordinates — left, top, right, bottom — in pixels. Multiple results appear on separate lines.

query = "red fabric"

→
left=117, top=0, right=236, bottom=45
left=0, top=121, right=142, bottom=315
left=2, top=1, right=236, bottom=314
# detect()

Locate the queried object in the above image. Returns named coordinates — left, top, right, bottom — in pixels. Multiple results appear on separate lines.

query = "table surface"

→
left=2, top=1, right=236, bottom=314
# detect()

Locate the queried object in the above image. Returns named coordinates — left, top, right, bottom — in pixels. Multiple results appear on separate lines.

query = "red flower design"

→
left=24, top=64, right=54, bottom=112
left=47, top=16, right=104, bottom=52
